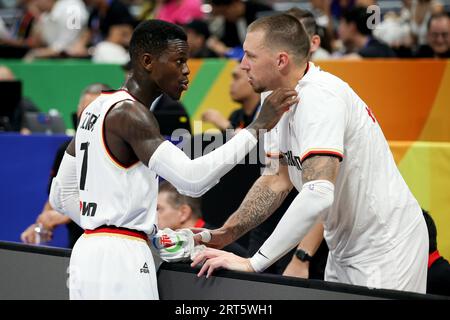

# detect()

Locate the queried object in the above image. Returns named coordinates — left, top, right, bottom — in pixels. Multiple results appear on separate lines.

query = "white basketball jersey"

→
left=263, top=63, right=423, bottom=265
left=75, top=90, right=158, bottom=234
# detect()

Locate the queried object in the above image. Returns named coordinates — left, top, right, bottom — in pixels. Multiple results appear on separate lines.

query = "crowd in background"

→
left=0, top=0, right=448, bottom=62
left=1, top=0, right=449, bottom=133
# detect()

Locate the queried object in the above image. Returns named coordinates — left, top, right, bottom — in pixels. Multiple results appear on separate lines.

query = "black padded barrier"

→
left=0, top=241, right=448, bottom=300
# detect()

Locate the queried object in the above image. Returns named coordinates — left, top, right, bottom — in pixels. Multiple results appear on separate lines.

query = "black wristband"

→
left=294, top=248, right=313, bottom=262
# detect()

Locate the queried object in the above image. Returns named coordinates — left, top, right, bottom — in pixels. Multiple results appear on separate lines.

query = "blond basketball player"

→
left=192, top=14, right=429, bottom=294
left=49, top=20, right=298, bottom=300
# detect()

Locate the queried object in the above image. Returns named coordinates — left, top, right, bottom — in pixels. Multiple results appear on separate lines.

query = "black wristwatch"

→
left=294, top=249, right=313, bottom=262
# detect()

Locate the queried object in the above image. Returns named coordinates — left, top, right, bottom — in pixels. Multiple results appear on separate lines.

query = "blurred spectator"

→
left=373, top=10, right=414, bottom=56
left=87, top=0, right=136, bottom=43
left=330, top=0, right=377, bottom=17
left=337, top=6, right=396, bottom=58
left=286, top=7, right=331, bottom=61
left=310, top=0, right=336, bottom=44
left=138, top=0, right=159, bottom=21
left=331, top=0, right=355, bottom=21
left=415, top=12, right=450, bottom=58
left=202, top=64, right=260, bottom=131
left=0, top=0, right=40, bottom=57
left=208, top=0, right=272, bottom=57
left=410, top=0, right=444, bottom=46
left=399, top=0, right=414, bottom=24
left=0, top=65, right=39, bottom=133
left=422, top=209, right=450, bottom=296
left=158, top=181, right=248, bottom=257
left=69, top=0, right=136, bottom=58
left=372, top=0, right=447, bottom=57
left=20, top=83, right=110, bottom=248
left=92, top=38, right=131, bottom=63
left=156, top=0, right=204, bottom=25
left=91, top=19, right=134, bottom=64
left=13, top=0, right=39, bottom=44
left=24, top=0, right=88, bottom=59
left=183, top=19, right=217, bottom=58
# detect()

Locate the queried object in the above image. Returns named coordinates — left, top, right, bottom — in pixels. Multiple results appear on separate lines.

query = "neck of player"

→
left=279, top=61, right=309, bottom=90
left=123, top=73, right=163, bottom=108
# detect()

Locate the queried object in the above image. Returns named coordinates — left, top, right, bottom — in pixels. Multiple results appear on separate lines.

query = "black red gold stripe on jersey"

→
left=300, top=150, right=344, bottom=163
left=84, top=225, right=147, bottom=241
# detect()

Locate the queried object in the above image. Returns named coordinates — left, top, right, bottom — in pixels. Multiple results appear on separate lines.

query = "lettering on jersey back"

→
left=80, top=112, right=100, bottom=131
left=81, top=201, right=97, bottom=217
left=280, top=151, right=302, bottom=171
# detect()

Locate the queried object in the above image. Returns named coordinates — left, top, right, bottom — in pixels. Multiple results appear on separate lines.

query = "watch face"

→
left=296, top=249, right=311, bottom=262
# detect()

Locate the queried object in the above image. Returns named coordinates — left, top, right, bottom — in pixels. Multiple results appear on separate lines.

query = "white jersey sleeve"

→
left=296, top=84, right=346, bottom=162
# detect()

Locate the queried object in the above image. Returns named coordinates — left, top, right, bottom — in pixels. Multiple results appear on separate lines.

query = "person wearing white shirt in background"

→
left=24, top=0, right=88, bottom=60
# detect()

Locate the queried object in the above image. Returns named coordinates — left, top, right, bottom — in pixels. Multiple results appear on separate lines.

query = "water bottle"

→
left=34, top=223, right=51, bottom=245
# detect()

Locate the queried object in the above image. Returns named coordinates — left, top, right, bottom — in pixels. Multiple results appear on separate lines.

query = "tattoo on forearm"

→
left=302, top=156, right=339, bottom=183
left=229, top=184, right=289, bottom=240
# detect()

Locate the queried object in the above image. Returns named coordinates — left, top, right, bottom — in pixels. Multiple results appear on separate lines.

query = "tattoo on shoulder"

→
left=302, top=155, right=340, bottom=183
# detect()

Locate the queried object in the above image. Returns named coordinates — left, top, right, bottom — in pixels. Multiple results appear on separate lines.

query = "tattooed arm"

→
left=203, top=155, right=340, bottom=249
left=281, top=155, right=339, bottom=277
left=191, top=155, right=340, bottom=276
left=302, top=155, right=340, bottom=184
left=204, top=160, right=293, bottom=249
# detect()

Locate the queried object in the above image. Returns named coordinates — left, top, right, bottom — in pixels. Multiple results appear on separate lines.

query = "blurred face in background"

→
left=186, top=29, right=205, bottom=56
left=108, top=24, right=134, bottom=48
left=338, top=18, right=354, bottom=46
left=427, top=16, right=450, bottom=55
left=157, top=191, right=183, bottom=230
left=229, top=65, right=256, bottom=103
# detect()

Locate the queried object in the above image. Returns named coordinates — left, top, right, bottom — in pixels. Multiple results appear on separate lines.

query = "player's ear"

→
left=277, top=52, right=289, bottom=71
left=178, top=204, right=192, bottom=223
left=310, top=35, right=321, bottom=53
left=141, top=53, right=154, bottom=72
